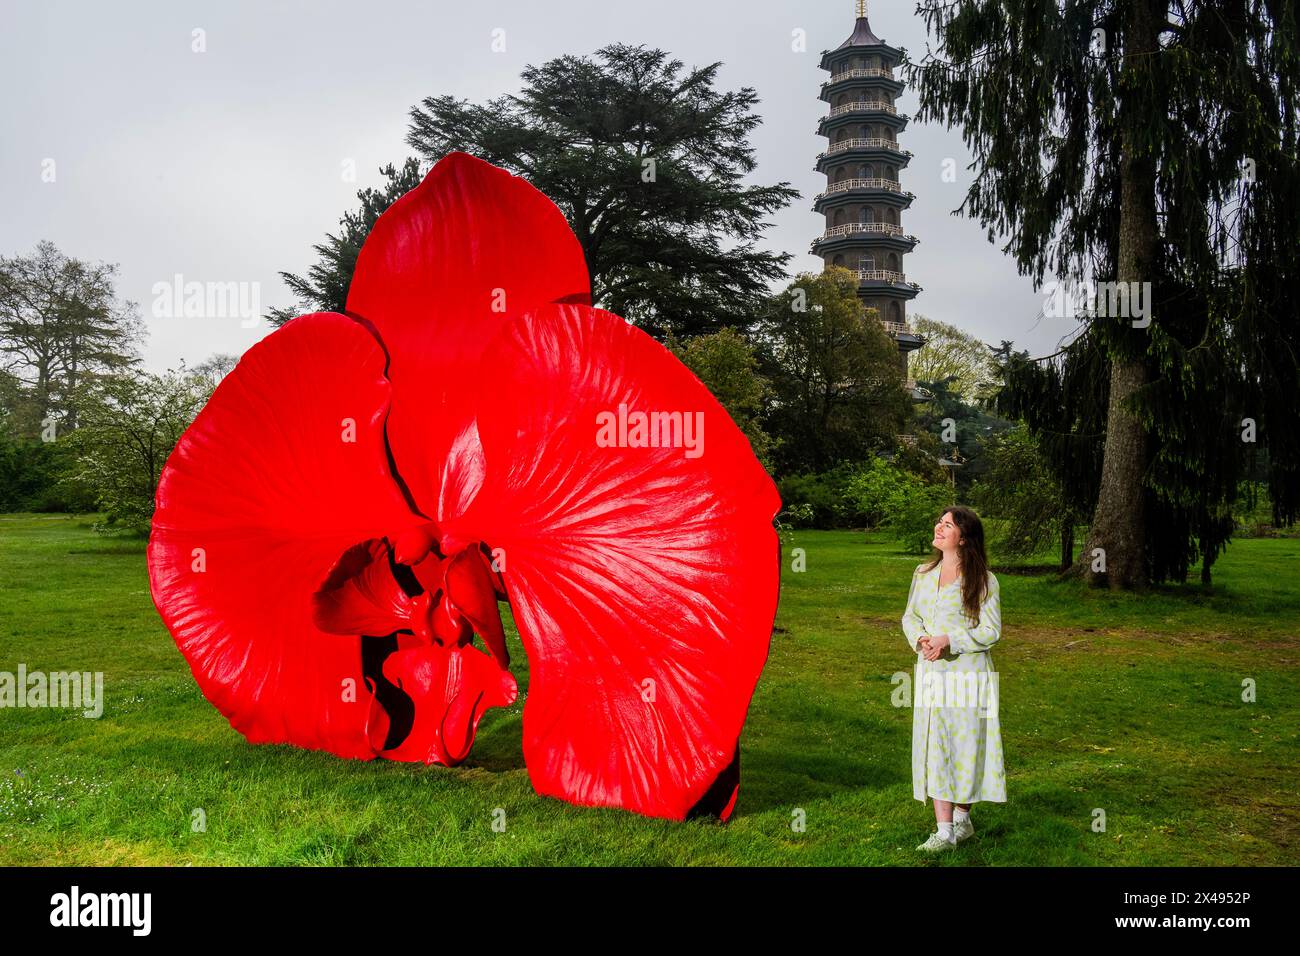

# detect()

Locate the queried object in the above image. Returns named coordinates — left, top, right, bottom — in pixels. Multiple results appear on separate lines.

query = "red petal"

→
left=313, top=538, right=413, bottom=637
left=445, top=304, right=782, bottom=819
left=409, top=552, right=445, bottom=598
left=391, top=521, right=441, bottom=565
left=444, top=548, right=510, bottom=668
left=374, top=644, right=518, bottom=765
left=344, top=152, right=591, bottom=525
left=148, top=313, right=418, bottom=759
left=428, top=588, right=471, bottom=645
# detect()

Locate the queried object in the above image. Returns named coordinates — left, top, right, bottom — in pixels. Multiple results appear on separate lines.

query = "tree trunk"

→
left=1075, top=0, right=1161, bottom=591
left=1059, top=519, right=1075, bottom=573
left=65, top=336, right=80, bottom=430
left=36, top=354, right=52, bottom=433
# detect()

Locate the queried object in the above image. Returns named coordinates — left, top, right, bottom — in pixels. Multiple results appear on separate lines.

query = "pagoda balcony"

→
left=819, top=67, right=905, bottom=101
left=854, top=269, right=922, bottom=292
left=817, top=137, right=912, bottom=161
left=816, top=221, right=907, bottom=239
left=858, top=375, right=927, bottom=390
left=810, top=222, right=920, bottom=253
left=815, top=176, right=908, bottom=199
left=826, top=100, right=898, bottom=118
left=826, top=67, right=894, bottom=83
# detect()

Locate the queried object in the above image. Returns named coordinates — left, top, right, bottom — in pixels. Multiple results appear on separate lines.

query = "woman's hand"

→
left=922, top=634, right=950, bottom=661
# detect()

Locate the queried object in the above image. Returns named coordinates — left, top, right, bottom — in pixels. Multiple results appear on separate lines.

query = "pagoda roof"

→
left=820, top=13, right=904, bottom=70
left=837, top=15, right=884, bottom=47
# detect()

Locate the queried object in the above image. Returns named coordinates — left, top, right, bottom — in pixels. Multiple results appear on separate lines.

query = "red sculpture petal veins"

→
left=444, top=303, right=782, bottom=820
left=345, top=151, right=591, bottom=527
left=148, top=313, right=420, bottom=758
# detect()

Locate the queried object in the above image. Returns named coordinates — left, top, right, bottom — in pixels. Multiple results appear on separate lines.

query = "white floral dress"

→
left=902, top=562, right=1007, bottom=804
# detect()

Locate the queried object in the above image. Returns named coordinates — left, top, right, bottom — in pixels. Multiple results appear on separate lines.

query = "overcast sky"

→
left=1, top=0, right=1074, bottom=372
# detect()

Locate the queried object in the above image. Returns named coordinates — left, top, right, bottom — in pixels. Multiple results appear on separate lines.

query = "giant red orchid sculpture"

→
left=147, top=152, right=781, bottom=821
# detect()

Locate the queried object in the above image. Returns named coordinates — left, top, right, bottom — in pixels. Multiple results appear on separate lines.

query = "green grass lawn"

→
left=1, top=513, right=1296, bottom=865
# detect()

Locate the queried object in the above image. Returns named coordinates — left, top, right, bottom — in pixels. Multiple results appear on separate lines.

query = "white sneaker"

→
left=916, top=831, right=956, bottom=853
left=953, top=818, right=975, bottom=843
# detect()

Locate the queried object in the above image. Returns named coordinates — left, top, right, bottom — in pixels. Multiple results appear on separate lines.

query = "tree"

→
left=970, top=422, right=1082, bottom=570
left=64, top=369, right=212, bottom=532
left=842, top=456, right=910, bottom=530
left=192, top=352, right=239, bottom=386
left=909, top=0, right=1300, bottom=588
left=0, top=241, right=142, bottom=434
left=269, top=160, right=424, bottom=325
left=403, top=44, right=795, bottom=339
left=885, top=476, right=958, bottom=555
left=907, top=315, right=998, bottom=403
left=0, top=367, right=38, bottom=437
left=667, top=328, right=775, bottom=471
left=1, top=368, right=88, bottom=512
left=755, top=267, right=911, bottom=474
left=278, top=47, right=796, bottom=338
left=911, top=375, right=1012, bottom=491
left=989, top=338, right=1110, bottom=572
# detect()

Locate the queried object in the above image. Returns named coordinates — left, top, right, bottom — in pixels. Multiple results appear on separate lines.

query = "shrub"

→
left=882, top=477, right=954, bottom=553
left=64, top=370, right=211, bottom=533
left=0, top=432, right=96, bottom=512
left=777, top=457, right=954, bottom=539
left=776, top=471, right=846, bottom=528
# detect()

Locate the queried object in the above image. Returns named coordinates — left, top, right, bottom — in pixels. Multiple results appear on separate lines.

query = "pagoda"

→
left=812, top=1, right=924, bottom=378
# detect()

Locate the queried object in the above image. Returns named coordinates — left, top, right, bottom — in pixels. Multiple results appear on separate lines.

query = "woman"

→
left=902, top=505, right=1006, bottom=852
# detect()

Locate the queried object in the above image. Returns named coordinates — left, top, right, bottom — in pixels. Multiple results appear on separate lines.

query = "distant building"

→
left=813, top=2, right=924, bottom=384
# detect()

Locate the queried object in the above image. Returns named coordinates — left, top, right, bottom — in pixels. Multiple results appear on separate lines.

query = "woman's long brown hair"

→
left=921, top=504, right=991, bottom=626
